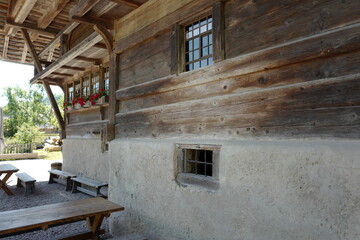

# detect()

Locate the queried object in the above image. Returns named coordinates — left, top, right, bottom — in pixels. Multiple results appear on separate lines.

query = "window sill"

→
left=177, top=173, right=219, bottom=192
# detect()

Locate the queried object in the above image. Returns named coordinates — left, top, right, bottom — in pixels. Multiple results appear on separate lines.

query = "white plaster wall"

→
left=108, top=139, right=360, bottom=240
left=62, top=139, right=109, bottom=182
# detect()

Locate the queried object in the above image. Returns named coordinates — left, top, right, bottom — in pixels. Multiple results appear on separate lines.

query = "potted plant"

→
left=90, top=89, right=108, bottom=105
left=63, top=101, right=72, bottom=111
left=72, top=97, right=86, bottom=110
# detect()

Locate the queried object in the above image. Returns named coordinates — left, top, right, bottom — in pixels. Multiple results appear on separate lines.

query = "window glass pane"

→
left=208, top=22, right=212, bottom=30
left=208, top=57, right=213, bottom=65
left=209, top=45, right=213, bottom=54
left=194, top=37, right=200, bottom=49
left=194, top=50, right=200, bottom=60
left=186, top=40, right=193, bottom=51
left=200, top=25, right=207, bottom=33
left=194, top=61, right=200, bottom=70
left=201, top=59, right=207, bottom=67
left=193, top=28, right=199, bottom=36
left=202, top=35, right=208, bottom=46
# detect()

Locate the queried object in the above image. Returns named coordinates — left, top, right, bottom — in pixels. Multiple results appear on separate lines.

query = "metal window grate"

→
left=92, top=71, right=100, bottom=94
left=74, top=82, right=81, bottom=98
left=185, top=16, right=213, bottom=72
left=104, top=67, right=109, bottom=91
left=184, top=149, right=213, bottom=177
left=68, top=86, right=74, bottom=101
left=82, top=76, right=90, bottom=96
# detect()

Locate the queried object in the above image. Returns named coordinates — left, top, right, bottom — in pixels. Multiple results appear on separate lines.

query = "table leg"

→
left=86, top=214, right=105, bottom=240
left=0, top=173, right=14, bottom=196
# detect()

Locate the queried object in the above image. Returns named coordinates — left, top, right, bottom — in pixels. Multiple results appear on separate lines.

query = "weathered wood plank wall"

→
left=114, top=0, right=360, bottom=139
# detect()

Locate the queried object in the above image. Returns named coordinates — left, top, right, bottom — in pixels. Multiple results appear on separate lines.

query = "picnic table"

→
left=0, top=163, right=19, bottom=196
left=0, top=197, right=124, bottom=240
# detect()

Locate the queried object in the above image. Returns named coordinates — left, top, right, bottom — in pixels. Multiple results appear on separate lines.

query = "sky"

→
left=0, top=60, right=62, bottom=107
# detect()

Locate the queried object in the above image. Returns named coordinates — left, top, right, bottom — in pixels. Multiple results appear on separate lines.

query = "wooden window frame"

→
left=176, top=144, right=220, bottom=191
left=171, top=2, right=225, bottom=75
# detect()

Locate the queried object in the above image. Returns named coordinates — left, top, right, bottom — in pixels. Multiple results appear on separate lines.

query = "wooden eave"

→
left=0, top=0, right=148, bottom=79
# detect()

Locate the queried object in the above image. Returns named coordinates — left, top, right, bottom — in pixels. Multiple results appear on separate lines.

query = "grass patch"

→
left=34, top=149, right=63, bottom=161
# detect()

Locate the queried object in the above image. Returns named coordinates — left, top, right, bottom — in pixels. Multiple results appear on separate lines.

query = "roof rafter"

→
left=38, top=0, right=70, bottom=29
left=108, top=0, right=141, bottom=9
left=6, top=0, right=38, bottom=36
left=30, top=31, right=102, bottom=84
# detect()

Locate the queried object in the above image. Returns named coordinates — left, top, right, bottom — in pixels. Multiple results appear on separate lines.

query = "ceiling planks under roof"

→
left=0, top=0, right=147, bottom=86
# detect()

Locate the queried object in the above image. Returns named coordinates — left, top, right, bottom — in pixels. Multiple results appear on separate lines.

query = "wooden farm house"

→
left=1, top=0, right=360, bottom=239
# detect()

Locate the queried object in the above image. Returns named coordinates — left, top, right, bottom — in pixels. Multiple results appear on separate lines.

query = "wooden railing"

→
left=3, top=143, right=36, bottom=154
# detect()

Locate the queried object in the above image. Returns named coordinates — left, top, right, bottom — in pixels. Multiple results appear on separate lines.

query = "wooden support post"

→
left=60, top=34, right=69, bottom=56
left=212, top=1, right=225, bottom=62
left=43, top=81, right=66, bottom=139
left=20, top=28, right=43, bottom=73
left=107, top=53, right=119, bottom=141
left=171, top=24, right=184, bottom=75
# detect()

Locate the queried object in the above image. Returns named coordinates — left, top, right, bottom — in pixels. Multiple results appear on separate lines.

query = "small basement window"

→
left=177, top=144, right=220, bottom=191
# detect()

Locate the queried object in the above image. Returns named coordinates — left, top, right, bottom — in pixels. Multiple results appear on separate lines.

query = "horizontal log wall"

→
left=114, top=0, right=360, bottom=140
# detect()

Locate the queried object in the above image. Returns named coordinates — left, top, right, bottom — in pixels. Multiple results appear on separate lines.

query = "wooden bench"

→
left=0, top=197, right=124, bottom=240
left=71, top=177, right=108, bottom=197
left=15, top=172, right=36, bottom=196
left=48, top=169, right=76, bottom=191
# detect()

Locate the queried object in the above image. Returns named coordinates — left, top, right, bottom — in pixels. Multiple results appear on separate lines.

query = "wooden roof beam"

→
left=60, top=65, right=86, bottom=71
left=108, top=0, right=141, bottom=9
left=21, top=28, right=42, bottom=73
left=75, top=55, right=102, bottom=64
left=38, top=0, right=70, bottom=29
left=6, top=0, right=38, bottom=36
left=69, top=0, right=100, bottom=18
left=2, top=36, right=9, bottom=58
left=30, top=31, right=102, bottom=84
left=6, top=20, right=59, bottom=36
left=52, top=72, right=73, bottom=77
left=38, top=22, right=79, bottom=58
left=71, top=15, right=113, bottom=30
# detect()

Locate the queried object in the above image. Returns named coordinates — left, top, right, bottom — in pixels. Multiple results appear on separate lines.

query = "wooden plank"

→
left=108, top=53, right=119, bottom=140
left=20, top=42, right=28, bottom=63
left=6, top=0, right=38, bottom=36
left=225, top=0, right=360, bottom=59
left=212, top=1, right=225, bottom=63
left=75, top=55, right=102, bottom=64
left=2, top=35, right=9, bottom=58
left=119, top=47, right=171, bottom=88
left=71, top=15, right=114, bottom=30
left=108, top=0, right=141, bottom=9
left=120, top=30, right=170, bottom=71
left=38, top=0, right=70, bottom=29
left=5, top=20, right=60, bottom=36
left=115, top=73, right=360, bottom=139
left=61, top=65, right=86, bottom=71
left=118, top=49, right=360, bottom=112
left=69, top=0, right=101, bottom=17
left=38, top=22, right=79, bottom=58
left=0, top=197, right=124, bottom=236
left=30, top=31, right=102, bottom=84
left=116, top=22, right=360, bottom=100
left=21, top=28, right=42, bottom=73
left=114, top=0, right=219, bottom=53
left=170, top=24, right=183, bottom=75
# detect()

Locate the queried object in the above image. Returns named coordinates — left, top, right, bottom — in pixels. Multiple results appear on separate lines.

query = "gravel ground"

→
left=0, top=159, right=113, bottom=240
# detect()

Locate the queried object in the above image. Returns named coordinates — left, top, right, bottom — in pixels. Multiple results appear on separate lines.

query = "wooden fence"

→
left=3, top=143, right=36, bottom=154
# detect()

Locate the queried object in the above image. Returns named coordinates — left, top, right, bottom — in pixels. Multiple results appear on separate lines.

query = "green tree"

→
left=2, top=85, right=61, bottom=137
left=13, top=123, right=45, bottom=144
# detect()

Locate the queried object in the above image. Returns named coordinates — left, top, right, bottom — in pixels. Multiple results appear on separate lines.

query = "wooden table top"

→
left=0, top=164, right=19, bottom=174
left=0, top=197, right=124, bottom=234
